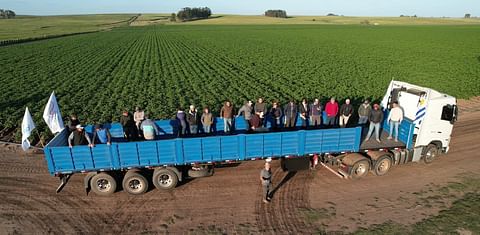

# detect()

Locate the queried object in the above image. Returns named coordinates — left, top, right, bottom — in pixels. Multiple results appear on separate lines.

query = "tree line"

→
left=265, top=10, right=287, bottom=18
left=0, top=9, right=16, bottom=19
left=175, top=7, right=211, bottom=22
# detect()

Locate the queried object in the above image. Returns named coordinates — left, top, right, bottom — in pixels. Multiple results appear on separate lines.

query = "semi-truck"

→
left=43, top=80, right=458, bottom=196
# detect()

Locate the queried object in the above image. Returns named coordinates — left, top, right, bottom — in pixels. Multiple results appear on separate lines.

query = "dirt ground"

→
left=0, top=98, right=479, bottom=234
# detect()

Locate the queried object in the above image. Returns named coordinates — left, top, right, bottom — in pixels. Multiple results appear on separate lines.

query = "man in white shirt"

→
left=387, top=102, right=403, bottom=142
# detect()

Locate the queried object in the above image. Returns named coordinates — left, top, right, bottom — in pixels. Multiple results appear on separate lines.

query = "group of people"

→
left=66, top=98, right=405, bottom=147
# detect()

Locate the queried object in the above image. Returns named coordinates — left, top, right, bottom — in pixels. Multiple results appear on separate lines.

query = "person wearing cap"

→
left=358, top=99, right=372, bottom=125
left=120, top=110, right=137, bottom=141
left=325, top=97, right=339, bottom=127
left=141, top=114, right=162, bottom=140
left=283, top=100, right=297, bottom=128
left=220, top=101, right=234, bottom=134
left=237, top=101, right=253, bottom=131
left=68, top=125, right=93, bottom=147
left=339, top=99, right=353, bottom=128
left=260, top=161, right=273, bottom=203
left=187, top=105, right=199, bottom=135
left=92, top=124, right=111, bottom=145
left=365, top=103, right=384, bottom=142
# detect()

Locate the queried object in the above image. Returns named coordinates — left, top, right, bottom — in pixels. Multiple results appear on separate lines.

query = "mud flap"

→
left=56, top=174, right=71, bottom=193
left=281, top=157, right=310, bottom=172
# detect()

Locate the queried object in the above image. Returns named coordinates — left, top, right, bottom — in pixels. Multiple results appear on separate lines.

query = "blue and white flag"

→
left=43, top=91, right=64, bottom=133
left=414, top=96, right=427, bottom=127
left=21, top=107, right=36, bottom=151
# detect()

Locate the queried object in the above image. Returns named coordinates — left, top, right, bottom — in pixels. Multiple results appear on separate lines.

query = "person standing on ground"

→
left=120, top=110, right=137, bottom=141
left=309, top=98, right=322, bottom=127
left=220, top=101, right=234, bottom=134
left=201, top=107, right=213, bottom=134
left=365, top=104, right=384, bottom=143
left=176, top=108, right=187, bottom=137
left=92, top=124, right=111, bottom=146
left=134, top=106, right=145, bottom=136
left=357, top=100, right=372, bottom=125
left=325, top=97, right=339, bottom=127
left=237, top=101, right=253, bottom=131
left=254, top=98, right=267, bottom=127
left=260, top=162, right=273, bottom=203
left=283, top=100, right=297, bottom=129
left=388, top=102, right=403, bottom=142
left=187, top=105, right=199, bottom=135
left=141, top=115, right=161, bottom=140
left=339, top=99, right=353, bottom=128
left=299, top=98, right=309, bottom=128
left=269, top=101, right=283, bottom=131
left=68, top=125, right=93, bottom=147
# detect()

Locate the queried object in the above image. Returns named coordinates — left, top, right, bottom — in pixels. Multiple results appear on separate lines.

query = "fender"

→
left=83, top=172, right=97, bottom=195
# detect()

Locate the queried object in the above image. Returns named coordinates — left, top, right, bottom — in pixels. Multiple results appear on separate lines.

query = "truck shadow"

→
left=268, top=171, right=297, bottom=199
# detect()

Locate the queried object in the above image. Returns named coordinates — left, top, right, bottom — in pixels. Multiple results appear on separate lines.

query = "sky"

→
left=1, top=0, right=478, bottom=17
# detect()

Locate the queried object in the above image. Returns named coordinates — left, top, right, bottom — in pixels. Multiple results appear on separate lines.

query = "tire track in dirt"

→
left=255, top=165, right=314, bottom=234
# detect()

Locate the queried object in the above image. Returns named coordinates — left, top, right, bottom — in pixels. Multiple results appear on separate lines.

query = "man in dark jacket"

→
left=120, top=110, right=137, bottom=141
left=220, top=101, right=234, bottom=134
left=299, top=98, right=309, bottom=128
left=339, top=99, right=353, bottom=128
left=365, top=104, right=384, bottom=142
left=176, top=108, right=187, bottom=137
left=254, top=98, right=267, bottom=127
left=68, top=125, right=93, bottom=147
left=68, top=114, right=80, bottom=132
left=186, top=105, right=199, bottom=135
left=309, top=99, right=322, bottom=127
left=283, top=100, right=297, bottom=128
left=269, top=102, right=283, bottom=131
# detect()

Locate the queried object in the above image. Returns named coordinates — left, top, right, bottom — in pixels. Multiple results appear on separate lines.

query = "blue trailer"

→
left=44, top=111, right=416, bottom=196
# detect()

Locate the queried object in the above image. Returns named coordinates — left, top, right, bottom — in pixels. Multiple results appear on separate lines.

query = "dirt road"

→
left=0, top=99, right=479, bottom=234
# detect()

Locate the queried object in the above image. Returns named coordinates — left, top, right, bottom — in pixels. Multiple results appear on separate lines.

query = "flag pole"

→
left=36, top=132, right=45, bottom=148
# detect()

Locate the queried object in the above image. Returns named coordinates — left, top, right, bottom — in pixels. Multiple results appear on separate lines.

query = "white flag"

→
left=43, top=91, right=64, bottom=133
left=21, top=107, right=36, bottom=151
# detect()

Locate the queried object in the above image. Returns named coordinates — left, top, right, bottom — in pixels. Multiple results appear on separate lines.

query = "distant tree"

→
left=170, top=13, right=177, bottom=22
left=176, top=7, right=211, bottom=22
left=0, top=9, right=16, bottom=19
left=400, top=15, right=405, bottom=17
left=413, top=14, right=417, bottom=18
left=326, top=13, right=338, bottom=16
left=465, top=13, right=471, bottom=18
left=265, top=10, right=287, bottom=18
left=360, top=20, right=370, bottom=25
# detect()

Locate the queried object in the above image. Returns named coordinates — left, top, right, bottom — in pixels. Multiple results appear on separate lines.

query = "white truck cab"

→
left=381, top=80, right=458, bottom=162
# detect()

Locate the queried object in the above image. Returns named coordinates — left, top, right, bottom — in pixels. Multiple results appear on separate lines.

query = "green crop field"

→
left=1, top=24, right=479, bottom=140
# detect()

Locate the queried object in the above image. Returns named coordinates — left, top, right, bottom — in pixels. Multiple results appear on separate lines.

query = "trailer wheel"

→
left=351, top=160, right=370, bottom=179
left=90, top=173, right=117, bottom=196
left=152, top=169, right=178, bottom=190
left=373, top=156, right=392, bottom=176
left=423, top=144, right=439, bottom=164
left=122, top=172, right=148, bottom=195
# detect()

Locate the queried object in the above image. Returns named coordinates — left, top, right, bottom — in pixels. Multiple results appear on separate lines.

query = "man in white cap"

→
left=68, top=124, right=93, bottom=148
left=260, top=160, right=273, bottom=203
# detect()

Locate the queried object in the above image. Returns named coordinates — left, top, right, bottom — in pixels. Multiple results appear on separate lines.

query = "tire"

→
left=152, top=169, right=178, bottom=190
left=373, top=156, right=392, bottom=176
left=90, top=173, right=117, bottom=196
left=423, top=144, right=439, bottom=164
left=122, top=172, right=149, bottom=195
left=188, top=168, right=211, bottom=178
left=351, top=160, right=370, bottom=179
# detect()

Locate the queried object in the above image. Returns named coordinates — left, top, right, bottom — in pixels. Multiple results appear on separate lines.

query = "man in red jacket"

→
left=325, top=97, right=338, bottom=127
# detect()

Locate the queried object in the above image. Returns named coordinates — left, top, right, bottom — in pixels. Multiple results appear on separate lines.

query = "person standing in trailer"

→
left=365, top=103, right=384, bottom=143
left=325, top=97, right=339, bottom=127
left=299, top=98, right=309, bottom=128
left=269, top=101, right=283, bottom=131
left=68, top=125, right=93, bottom=147
left=309, top=98, right=322, bottom=128
left=201, top=107, right=214, bottom=134
left=283, top=100, right=297, bottom=129
left=388, top=102, right=404, bottom=142
left=254, top=97, right=267, bottom=127
left=141, top=115, right=161, bottom=140
left=220, top=101, right=234, bottom=134
left=176, top=108, right=187, bottom=137
left=357, top=99, right=372, bottom=125
left=187, top=105, right=199, bottom=135
left=120, top=110, right=137, bottom=141
left=339, top=99, right=353, bottom=128
left=92, top=124, right=111, bottom=145
left=134, top=106, right=145, bottom=137
left=237, top=101, right=253, bottom=131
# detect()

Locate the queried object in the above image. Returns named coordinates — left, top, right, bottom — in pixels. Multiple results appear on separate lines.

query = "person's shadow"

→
left=268, top=171, right=297, bottom=199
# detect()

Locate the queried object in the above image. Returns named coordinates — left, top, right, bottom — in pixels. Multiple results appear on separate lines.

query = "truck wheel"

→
left=90, top=173, right=117, bottom=196
left=188, top=168, right=211, bottom=178
left=423, top=144, right=439, bottom=164
left=373, top=156, right=392, bottom=176
left=351, top=160, right=370, bottom=179
left=122, top=172, right=148, bottom=195
left=152, top=169, right=178, bottom=190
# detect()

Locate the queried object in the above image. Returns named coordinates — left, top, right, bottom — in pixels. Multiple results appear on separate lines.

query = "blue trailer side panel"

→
left=158, top=140, right=178, bottom=165
left=117, top=142, right=139, bottom=167
left=138, top=141, right=159, bottom=166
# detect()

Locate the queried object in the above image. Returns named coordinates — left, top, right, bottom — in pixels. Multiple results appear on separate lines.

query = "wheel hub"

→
left=96, top=179, right=111, bottom=192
